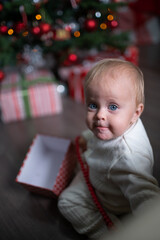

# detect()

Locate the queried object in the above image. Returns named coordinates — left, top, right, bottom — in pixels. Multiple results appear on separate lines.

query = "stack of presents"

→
left=0, top=68, right=63, bottom=123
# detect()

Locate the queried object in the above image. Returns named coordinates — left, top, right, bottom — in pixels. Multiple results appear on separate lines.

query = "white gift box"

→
left=16, top=134, right=77, bottom=197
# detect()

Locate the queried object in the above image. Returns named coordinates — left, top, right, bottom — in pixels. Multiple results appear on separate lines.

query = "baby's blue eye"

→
left=109, top=104, right=118, bottom=111
left=88, top=103, right=97, bottom=109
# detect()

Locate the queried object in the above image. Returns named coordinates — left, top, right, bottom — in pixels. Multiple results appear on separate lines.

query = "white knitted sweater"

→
left=82, top=119, right=160, bottom=216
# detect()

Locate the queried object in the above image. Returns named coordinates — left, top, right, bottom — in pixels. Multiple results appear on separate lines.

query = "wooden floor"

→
left=0, top=44, right=160, bottom=240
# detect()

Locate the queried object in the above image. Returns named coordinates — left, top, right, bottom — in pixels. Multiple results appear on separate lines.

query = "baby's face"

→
left=85, top=71, right=143, bottom=140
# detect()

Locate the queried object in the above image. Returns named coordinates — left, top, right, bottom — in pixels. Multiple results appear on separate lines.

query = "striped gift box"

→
left=68, top=67, right=88, bottom=103
left=0, top=70, right=62, bottom=123
left=15, top=135, right=77, bottom=197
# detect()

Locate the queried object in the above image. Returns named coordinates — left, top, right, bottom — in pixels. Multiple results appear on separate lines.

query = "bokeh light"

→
left=8, top=28, right=14, bottom=35
left=107, top=14, right=114, bottom=21
left=100, top=23, right=107, bottom=30
left=74, top=31, right=80, bottom=37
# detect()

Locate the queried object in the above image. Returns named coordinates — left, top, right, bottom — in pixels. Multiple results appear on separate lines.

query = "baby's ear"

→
left=131, top=103, right=144, bottom=124
left=136, top=103, right=144, bottom=118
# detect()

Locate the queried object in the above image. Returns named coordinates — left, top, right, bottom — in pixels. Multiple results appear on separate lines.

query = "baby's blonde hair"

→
left=84, top=58, right=145, bottom=106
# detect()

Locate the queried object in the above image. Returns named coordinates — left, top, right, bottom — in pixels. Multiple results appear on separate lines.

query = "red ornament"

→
left=32, top=26, right=41, bottom=35
left=111, top=20, right=118, bottom=28
left=68, top=53, right=78, bottom=62
left=15, top=22, right=25, bottom=33
left=85, top=19, right=97, bottom=31
left=40, top=23, right=51, bottom=34
left=0, top=25, right=8, bottom=34
left=0, top=70, right=5, bottom=82
left=0, top=3, right=3, bottom=11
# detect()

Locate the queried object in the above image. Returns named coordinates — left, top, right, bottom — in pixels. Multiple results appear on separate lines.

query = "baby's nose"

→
left=96, top=109, right=106, bottom=120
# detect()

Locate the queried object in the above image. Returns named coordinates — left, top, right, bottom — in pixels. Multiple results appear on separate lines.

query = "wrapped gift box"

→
left=0, top=69, right=63, bottom=123
left=16, top=134, right=77, bottom=197
left=117, top=3, right=160, bottom=45
left=59, top=46, right=139, bottom=103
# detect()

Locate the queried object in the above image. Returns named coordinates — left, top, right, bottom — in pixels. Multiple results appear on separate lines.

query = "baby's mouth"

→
left=95, top=124, right=109, bottom=130
left=96, top=126, right=107, bottom=129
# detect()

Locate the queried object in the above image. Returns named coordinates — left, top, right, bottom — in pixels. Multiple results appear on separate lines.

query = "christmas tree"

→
left=0, top=0, right=130, bottom=80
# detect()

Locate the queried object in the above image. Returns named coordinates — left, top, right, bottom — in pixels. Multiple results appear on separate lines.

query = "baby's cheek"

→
left=113, top=121, right=128, bottom=136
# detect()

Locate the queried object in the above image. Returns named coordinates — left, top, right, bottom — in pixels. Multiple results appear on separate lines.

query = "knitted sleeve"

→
left=109, top=155, right=160, bottom=214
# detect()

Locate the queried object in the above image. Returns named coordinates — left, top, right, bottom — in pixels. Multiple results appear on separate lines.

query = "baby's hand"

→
left=78, top=136, right=87, bottom=153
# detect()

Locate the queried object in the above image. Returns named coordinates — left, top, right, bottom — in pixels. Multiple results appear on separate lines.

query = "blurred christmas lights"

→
left=95, top=12, right=101, bottom=18
left=74, top=31, right=80, bottom=37
left=8, top=28, right=14, bottom=35
left=111, top=20, right=118, bottom=27
left=100, top=23, right=107, bottom=30
left=35, top=14, right=42, bottom=21
left=68, top=53, right=77, bottom=62
left=107, top=14, right=114, bottom=21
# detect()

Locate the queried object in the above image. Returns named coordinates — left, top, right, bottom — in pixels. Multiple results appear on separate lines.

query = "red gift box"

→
left=15, top=135, right=77, bottom=197
left=117, top=4, right=160, bottom=45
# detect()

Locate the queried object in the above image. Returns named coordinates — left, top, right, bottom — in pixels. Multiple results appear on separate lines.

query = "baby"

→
left=58, top=59, right=160, bottom=239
